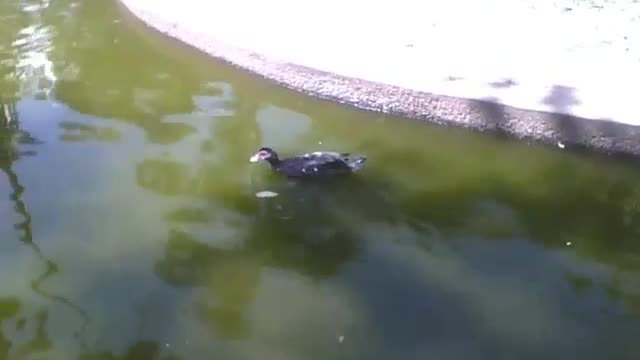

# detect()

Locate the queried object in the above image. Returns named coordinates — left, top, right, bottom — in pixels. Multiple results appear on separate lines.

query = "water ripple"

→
left=1, top=0, right=56, bottom=99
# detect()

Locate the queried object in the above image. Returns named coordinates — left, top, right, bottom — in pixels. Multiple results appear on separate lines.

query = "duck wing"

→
left=305, top=151, right=350, bottom=159
left=279, top=151, right=352, bottom=177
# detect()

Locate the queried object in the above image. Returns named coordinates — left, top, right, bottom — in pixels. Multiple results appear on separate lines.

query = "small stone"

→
left=338, top=336, right=344, bottom=343
left=566, top=241, right=572, bottom=246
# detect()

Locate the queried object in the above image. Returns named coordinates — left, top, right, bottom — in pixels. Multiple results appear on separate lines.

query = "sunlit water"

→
left=1, top=1, right=640, bottom=359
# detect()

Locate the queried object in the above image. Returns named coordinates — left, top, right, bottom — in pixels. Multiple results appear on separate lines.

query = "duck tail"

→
left=348, top=156, right=367, bottom=172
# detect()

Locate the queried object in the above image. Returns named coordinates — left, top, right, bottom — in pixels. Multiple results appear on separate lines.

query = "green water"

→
left=1, top=1, right=639, bottom=359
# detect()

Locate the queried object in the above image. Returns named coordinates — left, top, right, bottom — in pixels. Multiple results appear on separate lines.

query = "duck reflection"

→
left=152, top=175, right=399, bottom=339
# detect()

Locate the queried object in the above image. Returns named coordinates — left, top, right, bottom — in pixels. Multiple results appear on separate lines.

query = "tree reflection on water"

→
left=0, top=96, right=94, bottom=358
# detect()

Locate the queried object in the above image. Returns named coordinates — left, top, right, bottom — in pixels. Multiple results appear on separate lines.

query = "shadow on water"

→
left=149, top=178, right=383, bottom=350
left=150, top=173, right=385, bottom=281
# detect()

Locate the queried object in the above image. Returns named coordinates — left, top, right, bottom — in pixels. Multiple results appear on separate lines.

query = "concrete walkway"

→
left=118, top=0, right=640, bottom=156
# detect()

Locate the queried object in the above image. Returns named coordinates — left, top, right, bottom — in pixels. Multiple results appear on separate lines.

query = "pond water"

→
left=1, top=1, right=640, bottom=359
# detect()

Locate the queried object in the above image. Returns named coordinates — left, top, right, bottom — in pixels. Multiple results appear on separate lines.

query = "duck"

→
left=249, top=147, right=367, bottom=178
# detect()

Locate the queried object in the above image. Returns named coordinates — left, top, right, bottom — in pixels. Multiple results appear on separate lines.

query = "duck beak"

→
left=249, top=153, right=260, bottom=162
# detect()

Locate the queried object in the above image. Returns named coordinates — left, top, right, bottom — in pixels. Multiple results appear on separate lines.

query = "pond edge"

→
left=116, top=0, right=640, bottom=161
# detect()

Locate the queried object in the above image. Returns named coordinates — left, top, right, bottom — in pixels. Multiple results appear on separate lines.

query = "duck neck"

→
left=266, top=154, right=280, bottom=167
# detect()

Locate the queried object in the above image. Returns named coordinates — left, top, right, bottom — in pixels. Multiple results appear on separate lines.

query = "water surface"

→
left=1, top=1, right=640, bottom=359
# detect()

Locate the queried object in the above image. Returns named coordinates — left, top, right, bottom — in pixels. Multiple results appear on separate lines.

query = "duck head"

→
left=249, top=147, right=279, bottom=164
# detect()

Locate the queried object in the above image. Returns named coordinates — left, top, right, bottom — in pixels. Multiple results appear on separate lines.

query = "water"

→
left=0, top=1, right=639, bottom=359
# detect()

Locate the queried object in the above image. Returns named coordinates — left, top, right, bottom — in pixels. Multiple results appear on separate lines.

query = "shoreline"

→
left=116, top=0, right=640, bottom=159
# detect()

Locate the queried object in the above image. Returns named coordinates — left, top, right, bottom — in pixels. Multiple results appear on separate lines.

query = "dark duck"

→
left=249, top=147, right=367, bottom=178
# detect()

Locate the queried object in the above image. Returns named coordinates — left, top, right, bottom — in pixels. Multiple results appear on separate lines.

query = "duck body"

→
left=249, top=147, right=367, bottom=178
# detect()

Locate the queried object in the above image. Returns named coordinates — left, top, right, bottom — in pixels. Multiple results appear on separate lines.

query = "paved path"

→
left=118, top=0, right=640, bottom=156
